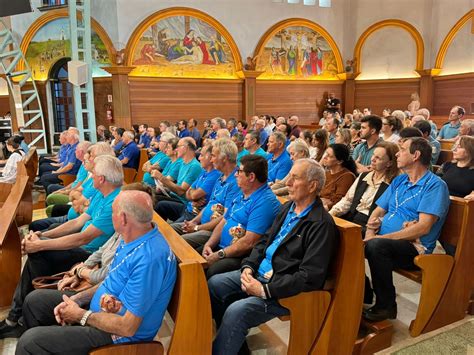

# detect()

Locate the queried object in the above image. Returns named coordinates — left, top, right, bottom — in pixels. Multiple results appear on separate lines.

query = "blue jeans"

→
left=208, top=270, right=289, bottom=355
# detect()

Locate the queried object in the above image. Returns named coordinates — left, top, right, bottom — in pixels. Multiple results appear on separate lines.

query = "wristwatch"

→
left=80, top=310, right=93, bottom=326
left=217, top=249, right=226, bottom=259
left=194, top=225, right=199, bottom=232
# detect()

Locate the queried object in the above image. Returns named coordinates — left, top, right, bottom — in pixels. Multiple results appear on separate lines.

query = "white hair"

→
left=93, top=155, right=124, bottom=186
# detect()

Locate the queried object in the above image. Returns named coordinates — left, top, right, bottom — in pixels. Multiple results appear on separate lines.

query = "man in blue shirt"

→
left=202, top=155, right=280, bottom=279
left=227, top=118, right=238, bottom=137
left=414, top=120, right=441, bottom=165
left=267, top=131, right=293, bottom=183
left=256, top=118, right=269, bottom=148
left=188, top=118, right=202, bottom=147
left=39, top=131, right=69, bottom=176
left=363, top=137, right=450, bottom=322
left=238, top=130, right=269, bottom=163
left=352, top=115, right=383, bottom=173
left=137, top=124, right=151, bottom=149
left=208, top=159, right=337, bottom=354
left=118, top=131, right=140, bottom=170
left=178, top=120, right=191, bottom=138
left=155, top=144, right=219, bottom=221
left=0, top=155, right=124, bottom=338
left=325, top=114, right=339, bottom=144
left=208, top=117, right=226, bottom=141
left=172, top=138, right=241, bottom=249
left=15, top=190, right=177, bottom=354
left=437, top=106, right=465, bottom=139
left=142, top=132, right=173, bottom=187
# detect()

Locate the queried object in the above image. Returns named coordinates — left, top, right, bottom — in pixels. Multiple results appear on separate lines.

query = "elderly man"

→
left=172, top=139, right=241, bottom=249
left=202, top=155, right=280, bottom=279
left=255, top=118, right=269, bottom=147
left=287, top=115, right=301, bottom=141
left=15, top=190, right=177, bottom=354
left=118, top=130, right=140, bottom=169
left=142, top=132, right=173, bottom=187
left=209, top=159, right=338, bottom=354
left=39, top=127, right=82, bottom=190
left=267, top=131, right=293, bottom=184
left=208, top=117, right=227, bottom=140
left=413, top=120, right=441, bottom=165
left=0, top=155, right=123, bottom=338
left=363, top=137, right=450, bottom=321
left=97, top=125, right=112, bottom=143
left=156, top=143, right=220, bottom=222
left=415, top=108, right=437, bottom=139
left=153, top=137, right=202, bottom=217
left=325, top=113, right=339, bottom=144
left=238, top=130, right=268, bottom=163
left=437, top=106, right=465, bottom=139
left=38, top=131, right=69, bottom=176
left=227, top=118, right=238, bottom=137
left=188, top=118, right=202, bottom=147
left=352, top=115, right=383, bottom=173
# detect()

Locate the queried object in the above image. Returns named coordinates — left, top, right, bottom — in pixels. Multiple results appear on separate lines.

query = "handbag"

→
left=32, top=270, right=94, bottom=292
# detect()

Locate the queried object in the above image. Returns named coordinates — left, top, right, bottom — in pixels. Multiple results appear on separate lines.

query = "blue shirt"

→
left=257, top=202, right=314, bottom=281
left=237, top=148, right=269, bottom=164
left=429, top=122, right=438, bottom=140
left=20, top=141, right=29, bottom=153
left=230, top=128, right=238, bottom=137
left=329, top=133, right=336, bottom=145
left=429, top=136, right=441, bottom=165
left=352, top=138, right=382, bottom=166
left=71, top=164, right=88, bottom=188
left=186, top=169, right=221, bottom=213
left=82, top=187, right=121, bottom=252
left=438, top=122, right=460, bottom=139
left=142, top=152, right=171, bottom=186
left=162, top=158, right=183, bottom=181
left=267, top=150, right=293, bottom=183
left=259, top=130, right=269, bottom=147
left=178, top=128, right=190, bottom=138
left=376, top=171, right=450, bottom=253
left=220, top=184, right=280, bottom=248
left=208, top=131, right=217, bottom=140
left=189, top=128, right=202, bottom=147
left=58, top=144, right=69, bottom=164
left=201, top=169, right=241, bottom=224
left=119, top=141, right=140, bottom=169
left=138, top=133, right=151, bottom=148
left=90, top=227, right=177, bottom=344
left=65, top=142, right=81, bottom=175
left=170, top=158, right=203, bottom=203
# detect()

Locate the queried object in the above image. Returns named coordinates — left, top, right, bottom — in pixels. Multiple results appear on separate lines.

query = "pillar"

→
left=237, top=70, right=264, bottom=121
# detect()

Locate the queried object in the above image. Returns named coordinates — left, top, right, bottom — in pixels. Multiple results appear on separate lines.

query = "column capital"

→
left=102, top=66, right=136, bottom=76
left=415, top=69, right=442, bottom=77
left=236, top=70, right=265, bottom=79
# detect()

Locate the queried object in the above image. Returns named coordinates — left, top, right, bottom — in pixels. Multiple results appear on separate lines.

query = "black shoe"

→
left=238, top=340, right=250, bottom=355
left=0, top=320, right=26, bottom=339
left=363, top=305, right=397, bottom=322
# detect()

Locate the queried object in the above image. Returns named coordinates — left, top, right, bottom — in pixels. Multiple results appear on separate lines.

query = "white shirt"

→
left=0, top=150, right=25, bottom=184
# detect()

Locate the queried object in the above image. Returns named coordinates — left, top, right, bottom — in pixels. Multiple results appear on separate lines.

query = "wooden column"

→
left=102, top=66, right=135, bottom=129
left=237, top=70, right=263, bottom=121
left=339, top=73, right=357, bottom=113
left=416, top=69, right=441, bottom=113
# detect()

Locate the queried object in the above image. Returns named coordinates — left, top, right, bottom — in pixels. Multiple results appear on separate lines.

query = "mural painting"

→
left=25, top=18, right=111, bottom=81
left=256, top=26, right=338, bottom=80
left=130, top=16, right=237, bottom=79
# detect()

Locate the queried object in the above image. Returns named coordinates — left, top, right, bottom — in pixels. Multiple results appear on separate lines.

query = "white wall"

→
left=441, top=22, right=474, bottom=75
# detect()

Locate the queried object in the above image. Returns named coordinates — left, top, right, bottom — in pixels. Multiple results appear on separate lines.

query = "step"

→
left=22, top=92, right=38, bottom=108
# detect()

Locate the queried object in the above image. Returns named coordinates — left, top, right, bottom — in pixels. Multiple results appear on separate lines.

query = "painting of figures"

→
left=25, top=18, right=111, bottom=81
left=256, top=25, right=338, bottom=80
left=130, top=16, right=236, bottom=79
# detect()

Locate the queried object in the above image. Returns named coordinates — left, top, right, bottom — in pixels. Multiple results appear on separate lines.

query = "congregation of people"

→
left=1, top=94, right=474, bottom=355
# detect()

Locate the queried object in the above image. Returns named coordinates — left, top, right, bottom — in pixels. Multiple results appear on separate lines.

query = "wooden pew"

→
left=90, top=212, right=212, bottom=355
left=439, top=139, right=454, bottom=151
left=436, top=149, right=453, bottom=166
left=58, top=174, right=77, bottom=187
left=134, top=149, right=149, bottom=183
left=122, top=167, right=137, bottom=184
left=275, top=196, right=365, bottom=354
left=0, top=163, right=30, bottom=306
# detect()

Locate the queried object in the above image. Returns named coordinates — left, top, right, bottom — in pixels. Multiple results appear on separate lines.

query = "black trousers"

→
left=365, top=238, right=419, bottom=309
left=8, top=248, right=91, bottom=322
left=17, top=289, right=113, bottom=355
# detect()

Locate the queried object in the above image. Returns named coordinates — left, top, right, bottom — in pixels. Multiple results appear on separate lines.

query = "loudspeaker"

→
left=67, top=60, right=88, bottom=86
left=0, top=0, right=32, bottom=17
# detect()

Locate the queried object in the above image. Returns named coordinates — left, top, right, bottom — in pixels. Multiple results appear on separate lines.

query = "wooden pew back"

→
left=134, top=149, right=149, bottom=183
left=0, top=165, right=29, bottom=306
left=122, top=167, right=137, bottom=185
left=436, top=150, right=453, bottom=165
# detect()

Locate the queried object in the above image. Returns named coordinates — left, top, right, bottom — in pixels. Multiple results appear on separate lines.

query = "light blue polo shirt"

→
left=142, top=152, right=171, bottom=186
left=352, top=138, right=382, bottom=166
left=437, top=122, right=460, bottom=139
left=119, top=141, right=140, bottom=169
left=257, top=202, right=314, bottom=281
left=200, top=169, right=240, bottom=224
left=376, top=171, right=450, bottom=253
left=219, top=184, right=280, bottom=249
left=89, top=226, right=177, bottom=344
left=170, top=158, right=203, bottom=203
left=237, top=147, right=269, bottom=164
left=185, top=169, right=221, bottom=213
left=162, top=158, right=183, bottom=182
left=429, top=136, right=441, bottom=165
left=81, top=187, right=121, bottom=252
left=267, top=150, right=293, bottom=183
left=71, top=164, right=88, bottom=188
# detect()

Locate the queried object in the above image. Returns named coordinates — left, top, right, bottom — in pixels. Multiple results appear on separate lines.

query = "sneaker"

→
left=362, top=305, right=397, bottom=322
left=0, top=319, right=26, bottom=339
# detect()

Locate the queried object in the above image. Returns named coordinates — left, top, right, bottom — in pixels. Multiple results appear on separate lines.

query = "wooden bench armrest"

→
left=0, top=182, right=13, bottom=203
left=89, top=341, right=164, bottom=355
left=278, top=290, right=331, bottom=355
left=409, top=254, right=454, bottom=336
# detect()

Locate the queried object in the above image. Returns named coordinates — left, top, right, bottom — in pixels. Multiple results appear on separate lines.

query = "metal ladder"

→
left=0, top=19, right=48, bottom=154
left=69, top=0, right=97, bottom=142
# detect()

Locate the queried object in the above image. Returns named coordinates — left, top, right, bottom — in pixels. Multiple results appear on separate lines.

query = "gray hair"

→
left=233, top=132, right=245, bottom=143
left=271, top=131, right=287, bottom=145
left=93, top=155, right=124, bottom=186
left=212, top=138, right=238, bottom=163
left=68, top=127, right=80, bottom=141
left=217, top=128, right=231, bottom=139
left=213, top=117, right=227, bottom=129
left=246, top=130, right=260, bottom=144
left=123, top=131, right=135, bottom=140
left=77, top=141, right=92, bottom=152
left=92, top=142, right=115, bottom=157
left=416, top=108, right=430, bottom=120
left=461, top=119, right=474, bottom=135
left=392, top=110, right=406, bottom=122
left=294, top=158, right=326, bottom=195
left=287, top=138, right=309, bottom=158
left=116, top=190, right=153, bottom=224
left=337, top=128, right=352, bottom=145
left=159, top=132, right=175, bottom=143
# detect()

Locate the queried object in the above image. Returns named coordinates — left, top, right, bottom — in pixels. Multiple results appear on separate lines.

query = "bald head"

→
left=115, top=190, right=154, bottom=224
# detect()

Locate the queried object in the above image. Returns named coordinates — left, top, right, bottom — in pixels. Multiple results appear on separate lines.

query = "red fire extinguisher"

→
left=105, top=104, right=113, bottom=122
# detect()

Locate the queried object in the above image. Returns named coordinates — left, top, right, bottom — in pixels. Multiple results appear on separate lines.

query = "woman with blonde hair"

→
left=335, top=128, right=352, bottom=146
left=408, top=92, right=420, bottom=116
